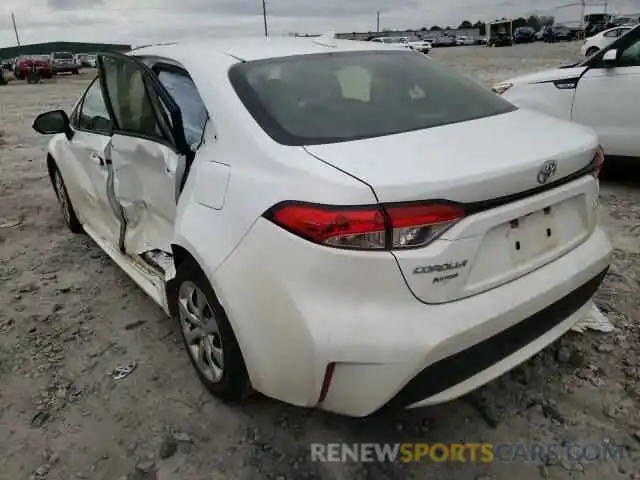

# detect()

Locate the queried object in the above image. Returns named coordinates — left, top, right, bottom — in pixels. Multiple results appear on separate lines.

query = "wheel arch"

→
left=166, top=243, right=198, bottom=318
left=166, top=242, right=253, bottom=393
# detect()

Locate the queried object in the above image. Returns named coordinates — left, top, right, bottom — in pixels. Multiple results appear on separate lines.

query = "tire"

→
left=586, top=47, right=599, bottom=57
left=72, top=70, right=79, bottom=75
left=51, top=163, right=83, bottom=233
left=170, top=258, right=250, bottom=402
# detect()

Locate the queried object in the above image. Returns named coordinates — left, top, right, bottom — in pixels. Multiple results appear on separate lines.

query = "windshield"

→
left=53, top=52, right=73, bottom=59
left=229, top=51, right=516, bottom=146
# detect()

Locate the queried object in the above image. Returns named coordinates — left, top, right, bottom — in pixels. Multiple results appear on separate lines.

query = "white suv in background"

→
left=49, top=51, right=80, bottom=75
left=494, top=24, right=640, bottom=159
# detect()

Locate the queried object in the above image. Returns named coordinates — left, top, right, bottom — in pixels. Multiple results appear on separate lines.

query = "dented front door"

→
left=97, top=52, right=187, bottom=257
left=108, top=134, right=180, bottom=254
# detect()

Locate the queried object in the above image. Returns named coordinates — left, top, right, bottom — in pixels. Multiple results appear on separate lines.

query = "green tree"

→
left=540, top=15, right=555, bottom=26
left=513, top=17, right=527, bottom=29
left=526, top=15, right=541, bottom=31
left=430, top=25, right=443, bottom=31
left=458, top=20, right=473, bottom=29
left=472, top=21, right=486, bottom=36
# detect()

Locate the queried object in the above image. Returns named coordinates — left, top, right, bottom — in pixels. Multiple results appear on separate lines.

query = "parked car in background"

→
left=432, top=35, right=457, bottom=47
left=493, top=24, right=640, bottom=159
left=513, top=26, right=536, bottom=43
left=49, top=51, right=80, bottom=75
left=370, top=36, right=413, bottom=49
left=85, top=53, right=98, bottom=68
left=14, top=56, right=53, bottom=79
left=487, top=32, right=513, bottom=47
left=456, top=35, right=477, bottom=46
left=544, top=25, right=574, bottom=42
left=405, top=36, right=432, bottom=53
left=32, top=37, right=610, bottom=417
left=581, top=25, right=634, bottom=56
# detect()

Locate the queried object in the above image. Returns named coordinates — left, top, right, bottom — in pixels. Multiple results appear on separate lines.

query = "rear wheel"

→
left=51, top=164, right=82, bottom=233
left=170, top=259, right=250, bottom=402
left=72, top=70, right=79, bottom=75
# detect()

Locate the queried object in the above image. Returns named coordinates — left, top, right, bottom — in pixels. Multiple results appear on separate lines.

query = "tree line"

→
left=424, top=15, right=556, bottom=35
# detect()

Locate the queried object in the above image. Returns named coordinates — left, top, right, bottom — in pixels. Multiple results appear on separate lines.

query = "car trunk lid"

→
left=305, top=109, right=600, bottom=303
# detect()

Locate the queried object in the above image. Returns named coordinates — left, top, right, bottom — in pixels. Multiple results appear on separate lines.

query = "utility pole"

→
left=376, top=10, right=380, bottom=32
left=11, top=12, right=21, bottom=46
left=262, top=0, right=268, bottom=37
left=604, top=0, right=608, bottom=15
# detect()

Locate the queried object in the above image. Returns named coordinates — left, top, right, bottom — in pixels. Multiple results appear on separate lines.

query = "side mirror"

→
left=33, top=110, right=73, bottom=140
left=601, top=49, right=618, bottom=66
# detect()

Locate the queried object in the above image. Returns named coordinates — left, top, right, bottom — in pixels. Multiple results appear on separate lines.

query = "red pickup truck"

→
left=14, top=56, right=53, bottom=79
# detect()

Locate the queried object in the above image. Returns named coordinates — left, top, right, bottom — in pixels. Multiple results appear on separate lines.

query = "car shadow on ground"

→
left=600, top=157, right=640, bottom=187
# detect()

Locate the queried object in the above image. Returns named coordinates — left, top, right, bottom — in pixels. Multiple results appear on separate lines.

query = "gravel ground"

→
left=1, top=42, right=640, bottom=480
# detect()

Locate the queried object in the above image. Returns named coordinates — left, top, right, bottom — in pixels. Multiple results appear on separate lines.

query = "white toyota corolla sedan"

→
left=32, top=36, right=611, bottom=417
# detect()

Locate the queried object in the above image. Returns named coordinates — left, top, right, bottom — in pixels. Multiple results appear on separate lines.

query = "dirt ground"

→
left=1, top=42, right=640, bottom=480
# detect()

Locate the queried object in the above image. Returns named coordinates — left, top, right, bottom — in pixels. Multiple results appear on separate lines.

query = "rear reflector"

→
left=264, top=201, right=464, bottom=251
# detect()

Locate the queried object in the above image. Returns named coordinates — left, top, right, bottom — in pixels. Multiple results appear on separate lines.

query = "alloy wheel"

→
left=177, top=281, right=224, bottom=383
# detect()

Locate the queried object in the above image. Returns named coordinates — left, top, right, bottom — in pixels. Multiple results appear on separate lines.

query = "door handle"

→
left=90, top=153, right=110, bottom=166
left=90, top=152, right=104, bottom=166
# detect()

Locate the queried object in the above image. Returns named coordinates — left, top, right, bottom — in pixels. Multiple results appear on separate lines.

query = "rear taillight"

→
left=592, top=145, right=605, bottom=178
left=264, top=201, right=464, bottom=250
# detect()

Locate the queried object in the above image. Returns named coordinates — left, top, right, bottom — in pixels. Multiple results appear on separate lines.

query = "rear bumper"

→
left=386, top=267, right=607, bottom=409
left=52, top=66, right=79, bottom=73
left=212, top=220, right=611, bottom=417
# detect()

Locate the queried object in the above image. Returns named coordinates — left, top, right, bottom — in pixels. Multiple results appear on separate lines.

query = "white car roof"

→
left=131, top=37, right=404, bottom=64
left=600, top=25, right=634, bottom=35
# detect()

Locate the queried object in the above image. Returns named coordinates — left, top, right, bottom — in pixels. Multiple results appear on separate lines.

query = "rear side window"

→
left=229, top=51, right=516, bottom=146
left=157, top=70, right=209, bottom=148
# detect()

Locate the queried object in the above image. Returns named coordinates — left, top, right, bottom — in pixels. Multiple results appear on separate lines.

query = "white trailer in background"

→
left=485, top=19, right=514, bottom=46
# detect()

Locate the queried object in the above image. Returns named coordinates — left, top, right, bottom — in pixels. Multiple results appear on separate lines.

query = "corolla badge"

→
left=537, top=160, right=557, bottom=185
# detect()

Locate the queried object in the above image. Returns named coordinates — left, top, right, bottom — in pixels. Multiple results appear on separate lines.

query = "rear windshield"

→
left=229, top=51, right=516, bottom=146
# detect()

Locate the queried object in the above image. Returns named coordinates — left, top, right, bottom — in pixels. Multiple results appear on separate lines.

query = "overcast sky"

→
left=0, top=0, right=638, bottom=47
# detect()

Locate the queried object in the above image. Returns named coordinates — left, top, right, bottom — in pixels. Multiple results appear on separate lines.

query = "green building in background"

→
left=0, top=41, right=131, bottom=59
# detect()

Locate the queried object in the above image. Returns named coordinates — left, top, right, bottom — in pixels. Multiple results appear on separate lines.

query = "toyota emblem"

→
left=537, top=160, right=557, bottom=185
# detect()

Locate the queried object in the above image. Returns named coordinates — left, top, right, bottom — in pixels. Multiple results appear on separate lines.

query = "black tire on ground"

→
left=170, top=258, right=250, bottom=402
left=586, top=47, right=599, bottom=57
left=51, top=163, right=83, bottom=233
left=72, top=70, right=79, bottom=75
